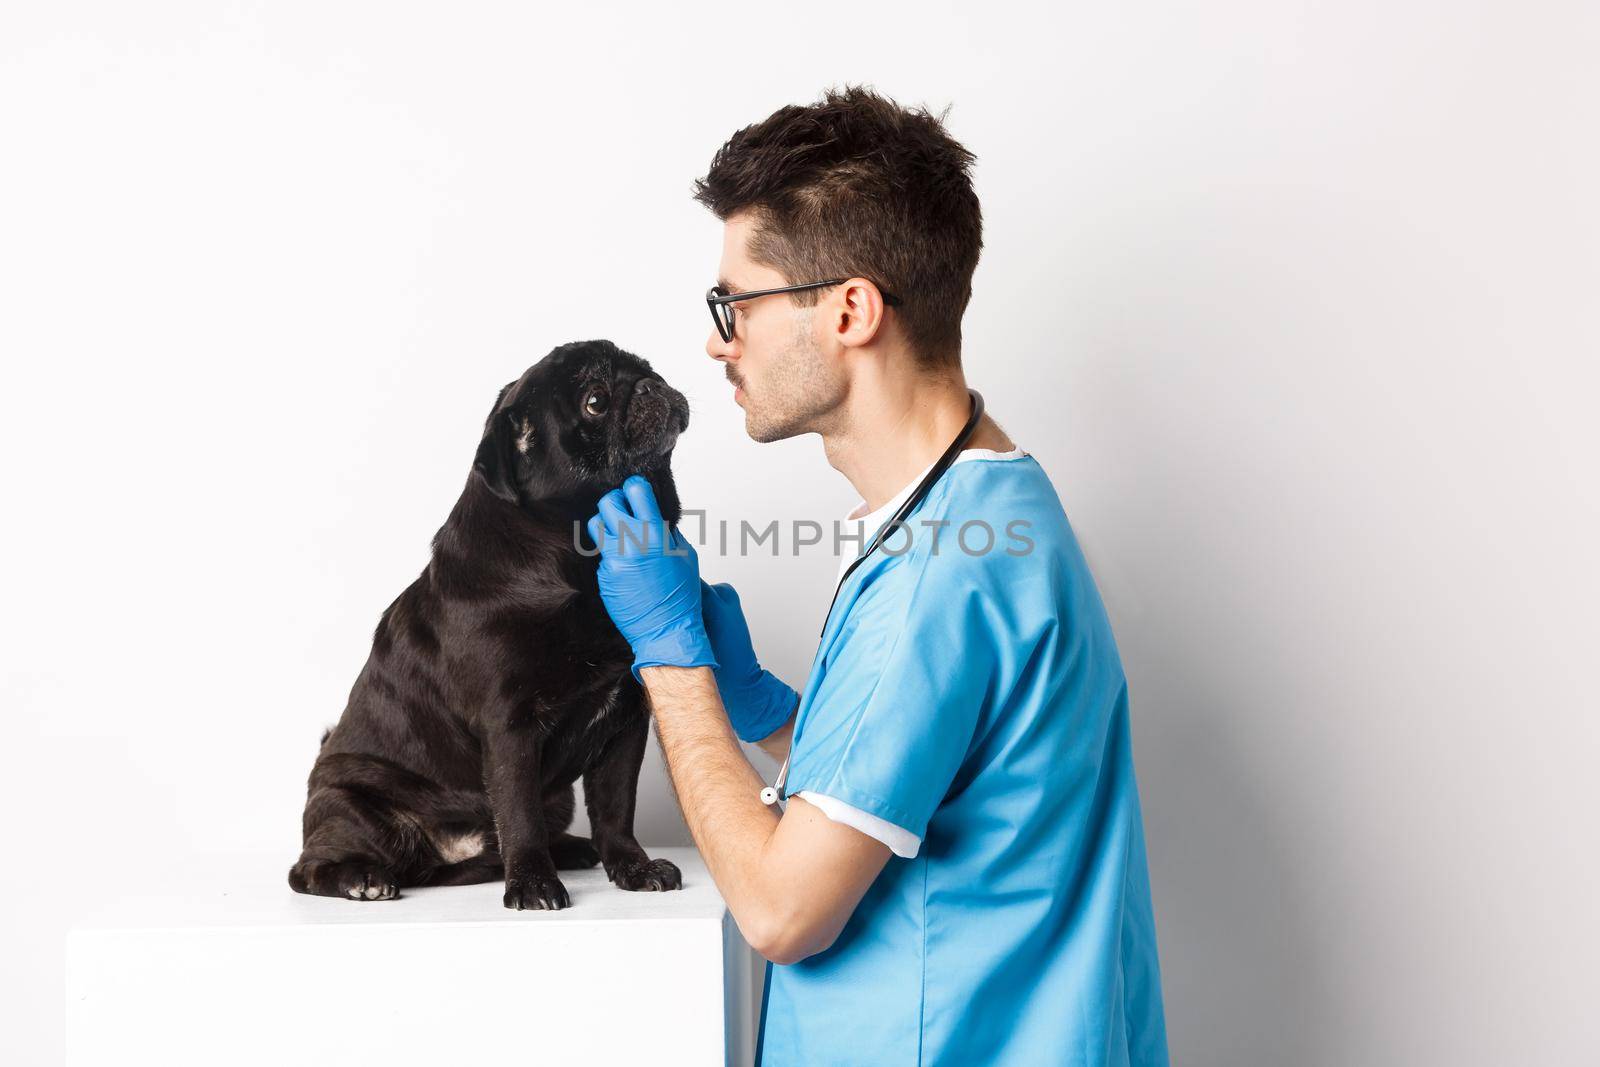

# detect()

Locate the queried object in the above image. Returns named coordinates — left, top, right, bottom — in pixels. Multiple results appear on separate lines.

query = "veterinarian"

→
left=585, top=86, right=1169, bottom=1066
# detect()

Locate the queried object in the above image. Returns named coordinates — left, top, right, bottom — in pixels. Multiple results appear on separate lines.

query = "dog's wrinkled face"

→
left=472, top=339, right=690, bottom=507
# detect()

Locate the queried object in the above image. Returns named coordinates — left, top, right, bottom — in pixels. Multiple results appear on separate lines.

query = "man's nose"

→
left=706, top=327, right=735, bottom=363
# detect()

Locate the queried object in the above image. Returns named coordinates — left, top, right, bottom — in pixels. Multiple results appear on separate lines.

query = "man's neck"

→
left=821, top=366, right=1014, bottom=514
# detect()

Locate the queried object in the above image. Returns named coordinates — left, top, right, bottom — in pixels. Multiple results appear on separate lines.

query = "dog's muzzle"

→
left=624, top=377, right=690, bottom=454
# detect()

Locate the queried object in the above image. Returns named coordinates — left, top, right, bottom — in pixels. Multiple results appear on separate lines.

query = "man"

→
left=584, top=86, right=1169, bottom=1066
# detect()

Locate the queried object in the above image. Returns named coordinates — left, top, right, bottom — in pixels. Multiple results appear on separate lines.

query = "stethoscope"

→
left=759, top=389, right=987, bottom=806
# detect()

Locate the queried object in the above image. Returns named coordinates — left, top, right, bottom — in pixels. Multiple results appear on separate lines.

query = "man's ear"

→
left=473, top=410, right=522, bottom=505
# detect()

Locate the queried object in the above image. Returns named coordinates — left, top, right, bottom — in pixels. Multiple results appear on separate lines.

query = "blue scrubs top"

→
left=755, top=453, right=1169, bottom=1066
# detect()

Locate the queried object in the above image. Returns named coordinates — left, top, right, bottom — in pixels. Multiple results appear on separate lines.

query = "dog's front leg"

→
left=584, top=693, right=683, bottom=893
left=483, top=718, right=570, bottom=910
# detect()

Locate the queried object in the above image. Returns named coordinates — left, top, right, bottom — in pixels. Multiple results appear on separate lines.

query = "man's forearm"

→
left=754, top=710, right=795, bottom=764
left=638, top=664, right=786, bottom=946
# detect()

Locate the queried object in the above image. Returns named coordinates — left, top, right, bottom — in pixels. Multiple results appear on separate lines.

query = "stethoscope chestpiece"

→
left=761, top=753, right=790, bottom=807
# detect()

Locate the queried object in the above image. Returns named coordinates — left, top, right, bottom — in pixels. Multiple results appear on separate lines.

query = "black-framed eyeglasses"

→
left=705, top=278, right=903, bottom=343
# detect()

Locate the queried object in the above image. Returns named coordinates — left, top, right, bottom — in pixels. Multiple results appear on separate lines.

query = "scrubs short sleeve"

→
left=791, top=790, right=922, bottom=858
left=785, top=545, right=998, bottom=842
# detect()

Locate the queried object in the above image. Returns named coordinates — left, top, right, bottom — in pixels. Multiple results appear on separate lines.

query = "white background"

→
left=3, top=2, right=1596, bottom=1064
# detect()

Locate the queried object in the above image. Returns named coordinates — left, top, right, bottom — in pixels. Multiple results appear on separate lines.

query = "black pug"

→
left=289, top=339, right=690, bottom=910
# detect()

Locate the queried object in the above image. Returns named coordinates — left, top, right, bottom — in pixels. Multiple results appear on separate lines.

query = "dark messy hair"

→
left=691, top=84, right=982, bottom=370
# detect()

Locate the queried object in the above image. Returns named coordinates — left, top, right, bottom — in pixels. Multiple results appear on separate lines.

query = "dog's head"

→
left=471, top=339, right=690, bottom=510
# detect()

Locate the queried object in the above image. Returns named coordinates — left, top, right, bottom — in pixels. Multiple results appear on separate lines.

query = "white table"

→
left=66, top=846, right=757, bottom=1066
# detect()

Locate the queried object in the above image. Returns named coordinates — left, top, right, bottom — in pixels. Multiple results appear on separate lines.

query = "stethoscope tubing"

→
left=762, top=389, right=987, bottom=806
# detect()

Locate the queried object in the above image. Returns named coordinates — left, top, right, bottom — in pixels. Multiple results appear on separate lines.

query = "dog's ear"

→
left=472, top=384, right=522, bottom=504
left=480, top=382, right=512, bottom=433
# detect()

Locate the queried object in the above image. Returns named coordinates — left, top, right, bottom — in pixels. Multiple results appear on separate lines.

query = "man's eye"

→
left=583, top=388, right=609, bottom=416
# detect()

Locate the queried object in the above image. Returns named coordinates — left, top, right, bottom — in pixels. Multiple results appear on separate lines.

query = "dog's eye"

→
left=583, top=388, right=609, bottom=417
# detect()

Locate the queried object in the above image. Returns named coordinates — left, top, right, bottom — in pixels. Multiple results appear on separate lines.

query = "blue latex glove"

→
left=701, top=580, right=801, bottom=743
left=585, top=475, right=717, bottom=683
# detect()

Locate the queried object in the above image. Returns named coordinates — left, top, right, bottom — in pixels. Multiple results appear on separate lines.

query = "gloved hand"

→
left=585, top=475, right=717, bottom=684
left=700, top=580, right=801, bottom=743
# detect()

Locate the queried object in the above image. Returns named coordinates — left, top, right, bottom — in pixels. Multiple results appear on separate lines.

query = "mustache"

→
left=725, top=368, right=744, bottom=389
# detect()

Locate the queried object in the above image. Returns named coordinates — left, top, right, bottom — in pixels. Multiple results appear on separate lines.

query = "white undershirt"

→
left=792, top=446, right=1029, bottom=859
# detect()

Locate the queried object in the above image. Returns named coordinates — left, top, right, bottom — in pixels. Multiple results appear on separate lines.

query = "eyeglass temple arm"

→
left=709, top=280, right=902, bottom=306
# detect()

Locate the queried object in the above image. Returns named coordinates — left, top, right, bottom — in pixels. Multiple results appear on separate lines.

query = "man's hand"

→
left=701, top=580, right=801, bottom=743
left=585, top=474, right=717, bottom=682
left=588, top=480, right=889, bottom=965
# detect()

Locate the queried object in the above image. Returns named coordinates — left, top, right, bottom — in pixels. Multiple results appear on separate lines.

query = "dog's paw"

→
left=292, top=860, right=398, bottom=901
left=608, top=856, right=682, bottom=893
left=504, top=871, right=571, bottom=911
left=550, top=834, right=601, bottom=870
left=288, top=858, right=399, bottom=901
